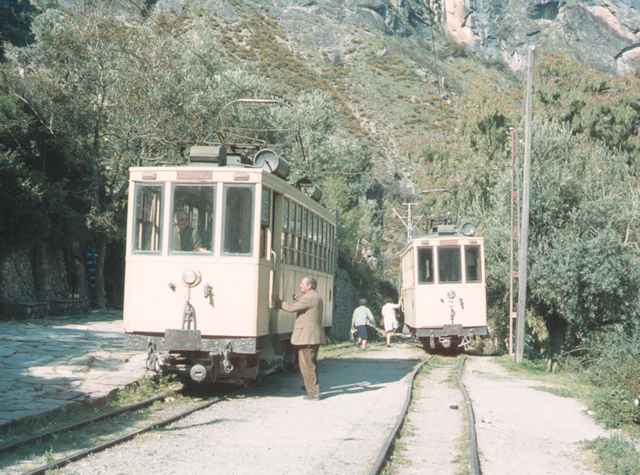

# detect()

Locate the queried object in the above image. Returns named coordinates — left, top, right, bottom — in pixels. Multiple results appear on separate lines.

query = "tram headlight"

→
left=182, top=270, right=201, bottom=288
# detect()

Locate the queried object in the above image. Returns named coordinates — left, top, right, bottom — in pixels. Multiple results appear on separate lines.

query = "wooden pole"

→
left=516, top=46, right=535, bottom=363
left=508, top=128, right=517, bottom=356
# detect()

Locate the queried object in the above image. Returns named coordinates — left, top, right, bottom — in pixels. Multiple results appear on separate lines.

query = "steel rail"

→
left=22, top=397, right=221, bottom=475
left=368, top=356, right=432, bottom=475
left=456, top=355, right=482, bottom=475
left=0, top=390, right=176, bottom=455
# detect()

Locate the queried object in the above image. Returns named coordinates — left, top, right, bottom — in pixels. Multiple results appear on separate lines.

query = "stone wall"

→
left=0, top=245, right=75, bottom=320
left=0, top=249, right=36, bottom=303
left=331, top=267, right=358, bottom=340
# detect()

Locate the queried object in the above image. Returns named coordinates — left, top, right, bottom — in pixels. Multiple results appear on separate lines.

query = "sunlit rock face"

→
left=432, top=0, right=640, bottom=74
left=153, top=0, right=639, bottom=74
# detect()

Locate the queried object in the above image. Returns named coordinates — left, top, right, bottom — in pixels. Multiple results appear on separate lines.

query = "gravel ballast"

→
left=60, top=343, right=424, bottom=475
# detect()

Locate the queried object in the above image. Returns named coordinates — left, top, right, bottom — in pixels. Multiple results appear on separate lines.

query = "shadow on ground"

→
left=246, top=357, right=422, bottom=400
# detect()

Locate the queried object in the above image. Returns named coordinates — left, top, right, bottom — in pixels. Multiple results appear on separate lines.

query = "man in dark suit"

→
left=280, top=276, right=325, bottom=400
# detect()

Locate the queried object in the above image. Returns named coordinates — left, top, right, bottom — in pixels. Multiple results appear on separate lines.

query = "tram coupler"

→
left=222, top=344, right=234, bottom=374
left=438, top=336, right=452, bottom=349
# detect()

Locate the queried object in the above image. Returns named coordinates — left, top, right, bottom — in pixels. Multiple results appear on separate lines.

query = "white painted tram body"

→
left=399, top=226, right=488, bottom=351
left=123, top=157, right=336, bottom=384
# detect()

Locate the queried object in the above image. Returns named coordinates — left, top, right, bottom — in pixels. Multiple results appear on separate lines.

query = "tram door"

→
left=261, top=187, right=282, bottom=310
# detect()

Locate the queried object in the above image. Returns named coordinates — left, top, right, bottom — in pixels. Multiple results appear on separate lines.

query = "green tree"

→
left=0, top=0, right=39, bottom=62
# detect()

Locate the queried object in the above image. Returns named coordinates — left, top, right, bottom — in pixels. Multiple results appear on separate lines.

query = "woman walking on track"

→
left=351, top=298, right=377, bottom=349
left=381, top=298, right=402, bottom=347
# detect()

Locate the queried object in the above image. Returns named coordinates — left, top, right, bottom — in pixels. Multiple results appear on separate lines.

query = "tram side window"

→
left=171, top=185, right=214, bottom=253
left=282, top=199, right=290, bottom=264
left=309, top=214, right=315, bottom=270
left=223, top=185, right=254, bottom=255
left=293, top=202, right=300, bottom=266
left=438, top=246, right=462, bottom=283
left=329, top=224, right=335, bottom=273
left=134, top=184, right=163, bottom=253
left=260, top=188, right=272, bottom=259
left=465, top=245, right=482, bottom=282
left=320, top=220, right=326, bottom=272
left=315, top=216, right=321, bottom=271
left=303, top=209, right=310, bottom=268
left=417, top=247, right=434, bottom=284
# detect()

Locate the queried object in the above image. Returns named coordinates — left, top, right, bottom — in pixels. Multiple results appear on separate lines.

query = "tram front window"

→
left=171, top=185, right=214, bottom=253
left=465, top=245, right=482, bottom=282
left=223, top=185, right=254, bottom=255
left=438, top=246, right=462, bottom=283
left=417, top=247, right=434, bottom=284
left=134, top=184, right=163, bottom=253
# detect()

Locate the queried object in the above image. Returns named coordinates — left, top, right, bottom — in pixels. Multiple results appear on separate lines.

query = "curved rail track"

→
left=22, top=396, right=220, bottom=475
left=372, top=354, right=482, bottom=475
left=0, top=385, right=223, bottom=475
left=0, top=391, right=176, bottom=456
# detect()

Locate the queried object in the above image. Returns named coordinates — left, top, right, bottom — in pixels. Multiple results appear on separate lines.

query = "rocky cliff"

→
left=174, top=0, right=639, bottom=74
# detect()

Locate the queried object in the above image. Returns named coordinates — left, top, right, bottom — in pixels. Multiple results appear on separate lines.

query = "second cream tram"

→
left=123, top=147, right=336, bottom=384
left=400, top=225, right=488, bottom=352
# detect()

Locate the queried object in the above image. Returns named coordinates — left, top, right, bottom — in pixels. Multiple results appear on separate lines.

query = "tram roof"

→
left=399, top=230, right=483, bottom=257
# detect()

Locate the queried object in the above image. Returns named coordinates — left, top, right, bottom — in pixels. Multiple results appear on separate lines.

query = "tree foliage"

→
left=428, top=53, right=640, bottom=354
left=0, top=1, right=376, bottom=306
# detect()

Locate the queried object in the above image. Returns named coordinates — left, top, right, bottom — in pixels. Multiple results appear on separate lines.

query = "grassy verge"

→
left=586, top=434, right=640, bottom=475
left=496, top=355, right=594, bottom=402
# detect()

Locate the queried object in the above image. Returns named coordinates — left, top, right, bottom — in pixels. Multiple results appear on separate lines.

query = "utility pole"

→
left=392, top=189, right=449, bottom=242
left=516, top=45, right=535, bottom=363
left=508, top=128, right=518, bottom=356
left=393, top=202, right=422, bottom=241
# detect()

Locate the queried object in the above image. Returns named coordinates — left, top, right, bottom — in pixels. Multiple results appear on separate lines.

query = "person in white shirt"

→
left=381, top=297, right=402, bottom=347
left=351, top=298, right=376, bottom=349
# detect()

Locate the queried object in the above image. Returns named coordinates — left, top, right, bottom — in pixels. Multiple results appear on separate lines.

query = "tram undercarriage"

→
left=413, top=325, right=489, bottom=354
left=142, top=330, right=294, bottom=386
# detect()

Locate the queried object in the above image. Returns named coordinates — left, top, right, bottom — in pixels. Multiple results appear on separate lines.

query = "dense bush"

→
left=578, top=328, right=640, bottom=427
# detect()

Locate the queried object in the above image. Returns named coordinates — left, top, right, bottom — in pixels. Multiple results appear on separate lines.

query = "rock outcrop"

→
left=157, top=0, right=639, bottom=73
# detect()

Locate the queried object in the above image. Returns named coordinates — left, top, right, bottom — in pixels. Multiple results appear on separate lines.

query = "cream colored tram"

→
left=123, top=148, right=336, bottom=384
left=400, top=225, right=488, bottom=352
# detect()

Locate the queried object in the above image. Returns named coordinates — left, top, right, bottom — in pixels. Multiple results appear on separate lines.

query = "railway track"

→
left=0, top=385, right=223, bottom=475
left=372, top=354, right=482, bottom=475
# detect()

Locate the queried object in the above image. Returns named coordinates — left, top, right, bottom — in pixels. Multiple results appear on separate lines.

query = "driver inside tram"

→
left=174, top=210, right=204, bottom=252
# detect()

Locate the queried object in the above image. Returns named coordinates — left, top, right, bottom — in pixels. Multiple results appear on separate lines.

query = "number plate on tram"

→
left=164, top=329, right=202, bottom=351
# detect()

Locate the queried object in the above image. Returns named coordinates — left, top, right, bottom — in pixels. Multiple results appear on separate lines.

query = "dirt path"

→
left=56, top=342, right=425, bottom=475
left=465, top=356, right=606, bottom=475
left=389, top=357, right=465, bottom=475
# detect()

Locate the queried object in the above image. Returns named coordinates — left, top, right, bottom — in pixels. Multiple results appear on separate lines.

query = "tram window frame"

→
left=403, top=247, right=415, bottom=288
left=290, top=201, right=297, bottom=265
left=313, top=214, right=321, bottom=270
left=282, top=198, right=290, bottom=264
left=327, top=224, right=332, bottom=273
left=260, top=187, right=272, bottom=259
left=320, top=220, right=326, bottom=272
left=437, top=246, right=462, bottom=283
left=417, top=247, right=434, bottom=284
left=308, top=214, right=314, bottom=270
left=222, top=184, right=255, bottom=256
left=464, top=245, right=482, bottom=283
left=309, top=213, right=318, bottom=270
left=294, top=202, right=301, bottom=266
left=170, top=184, right=215, bottom=255
left=133, top=183, right=163, bottom=254
left=329, top=224, right=335, bottom=273
left=312, top=215, right=318, bottom=270
left=303, top=208, right=310, bottom=268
